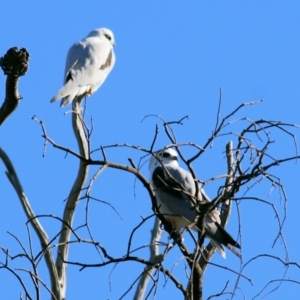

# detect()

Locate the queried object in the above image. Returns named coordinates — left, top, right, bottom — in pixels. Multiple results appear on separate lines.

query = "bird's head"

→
left=87, top=28, right=116, bottom=47
left=149, top=148, right=179, bottom=172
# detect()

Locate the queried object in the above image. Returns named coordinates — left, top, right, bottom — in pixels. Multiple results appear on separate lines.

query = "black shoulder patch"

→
left=152, top=166, right=165, bottom=188
left=152, top=166, right=183, bottom=199
left=100, top=50, right=112, bottom=70
left=65, top=71, right=72, bottom=83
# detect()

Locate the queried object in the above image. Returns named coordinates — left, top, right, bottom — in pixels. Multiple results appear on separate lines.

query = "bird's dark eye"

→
left=104, top=34, right=111, bottom=41
left=162, top=152, right=170, bottom=158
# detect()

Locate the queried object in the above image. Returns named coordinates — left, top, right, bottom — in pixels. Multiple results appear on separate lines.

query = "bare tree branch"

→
left=0, top=47, right=29, bottom=126
left=54, top=96, right=89, bottom=299
left=134, top=217, right=163, bottom=300
left=3, top=95, right=300, bottom=300
left=0, top=148, right=60, bottom=299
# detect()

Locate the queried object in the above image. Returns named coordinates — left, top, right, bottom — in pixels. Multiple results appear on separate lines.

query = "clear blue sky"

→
left=1, top=1, right=300, bottom=299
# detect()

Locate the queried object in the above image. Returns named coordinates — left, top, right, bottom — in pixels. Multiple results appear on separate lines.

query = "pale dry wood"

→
left=54, top=96, right=89, bottom=299
left=0, top=147, right=60, bottom=300
left=133, top=217, right=163, bottom=300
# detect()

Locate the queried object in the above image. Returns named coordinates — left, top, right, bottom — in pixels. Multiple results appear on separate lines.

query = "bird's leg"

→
left=86, top=87, right=93, bottom=96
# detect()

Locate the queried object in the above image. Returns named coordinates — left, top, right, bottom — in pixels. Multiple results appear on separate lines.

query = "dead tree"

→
left=1, top=48, right=300, bottom=299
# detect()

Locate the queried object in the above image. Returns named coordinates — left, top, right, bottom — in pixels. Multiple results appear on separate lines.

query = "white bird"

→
left=50, top=28, right=116, bottom=107
left=149, top=148, right=241, bottom=258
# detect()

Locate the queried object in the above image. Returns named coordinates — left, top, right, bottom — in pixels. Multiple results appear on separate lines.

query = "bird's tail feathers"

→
left=226, top=243, right=242, bottom=259
left=207, top=222, right=241, bottom=259
left=50, top=80, right=76, bottom=105
left=209, top=239, right=226, bottom=258
left=50, top=95, right=59, bottom=103
left=215, top=222, right=241, bottom=248
left=50, top=90, right=66, bottom=104
left=60, top=95, right=74, bottom=107
left=50, top=88, right=77, bottom=107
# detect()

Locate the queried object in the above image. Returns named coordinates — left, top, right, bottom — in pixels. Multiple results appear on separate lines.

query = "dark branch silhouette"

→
left=1, top=49, right=300, bottom=299
left=0, top=47, right=29, bottom=125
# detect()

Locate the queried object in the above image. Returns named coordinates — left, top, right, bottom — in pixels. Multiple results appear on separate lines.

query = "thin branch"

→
left=0, top=148, right=60, bottom=299
left=0, top=262, right=33, bottom=300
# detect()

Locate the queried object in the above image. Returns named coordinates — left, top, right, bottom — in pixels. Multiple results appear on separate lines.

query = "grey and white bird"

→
left=50, top=27, right=116, bottom=107
left=149, top=148, right=241, bottom=258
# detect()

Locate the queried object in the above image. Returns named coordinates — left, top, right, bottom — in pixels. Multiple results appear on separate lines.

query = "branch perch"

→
left=55, top=96, right=89, bottom=299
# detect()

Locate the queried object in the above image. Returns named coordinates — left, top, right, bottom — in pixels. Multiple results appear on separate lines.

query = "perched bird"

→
left=149, top=148, right=241, bottom=258
left=50, top=28, right=116, bottom=107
